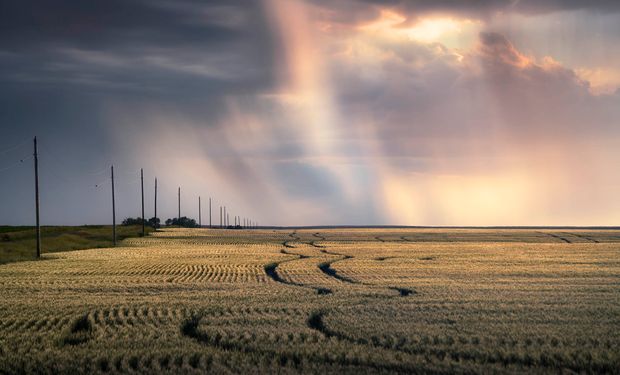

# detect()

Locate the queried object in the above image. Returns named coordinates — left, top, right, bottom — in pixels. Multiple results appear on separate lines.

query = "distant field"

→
left=0, top=225, right=153, bottom=264
left=0, top=228, right=618, bottom=373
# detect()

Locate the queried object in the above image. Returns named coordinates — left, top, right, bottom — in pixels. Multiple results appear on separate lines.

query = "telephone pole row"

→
left=33, top=137, right=41, bottom=258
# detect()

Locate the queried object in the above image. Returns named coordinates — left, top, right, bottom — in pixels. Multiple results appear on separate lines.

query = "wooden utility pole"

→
left=140, top=168, right=145, bottom=237
left=199, top=196, right=202, bottom=227
left=177, top=187, right=181, bottom=225
left=111, top=165, right=116, bottom=246
left=33, top=137, right=41, bottom=258
left=209, top=197, right=212, bottom=228
left=154, top=178, right=158, bottom=229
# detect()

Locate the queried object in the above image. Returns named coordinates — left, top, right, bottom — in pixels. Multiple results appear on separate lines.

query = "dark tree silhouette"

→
left=121, top=217, right=145, bottom=226
left=147, top=217, right=160, bottom=228
left=165, top=217, right=199, bottom=228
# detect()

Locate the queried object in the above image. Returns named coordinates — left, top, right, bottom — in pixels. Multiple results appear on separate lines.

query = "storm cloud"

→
left=1, top=0, right=619, bottom=226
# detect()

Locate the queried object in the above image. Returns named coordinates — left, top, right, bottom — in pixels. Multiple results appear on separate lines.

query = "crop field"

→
left=0, top=228, right=619, bottom=374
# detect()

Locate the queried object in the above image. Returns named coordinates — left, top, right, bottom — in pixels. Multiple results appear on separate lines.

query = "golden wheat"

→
left=0, top=228, right=618, bottom=373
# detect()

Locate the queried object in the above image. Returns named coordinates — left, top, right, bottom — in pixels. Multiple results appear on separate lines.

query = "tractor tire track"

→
left=282, top=231, right=301, bottom=249
left=373, top=256, right=398, bottom=261
left=264, top=244, right=332, bottom=295
left=312, top=232, right=326, bottom=241
left=60, top=313, right=94, bottom=346
left=307, top=240, right=326, bottom=248
left=306, top=311, right=590, bottom=372
left=538, top=232, right=572, bottom=243
left=181, top=314, right=428, bottom=374
left=563, top=232, right=599, bottom=243
left=274, top=232, right=412, bottom=297
left=316, top=248, right=358, bottom=284
left=316, top=247, right=414, bottom=296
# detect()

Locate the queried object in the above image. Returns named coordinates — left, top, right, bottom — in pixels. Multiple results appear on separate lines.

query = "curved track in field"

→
left=263, top=246, right=332, bottom=295
left=181, top=313, right=423, bottom=373
left=306, top=311, right=598, bottom=373
left=563, top=232, right=599, bottom=243
left=538, top=232, right=572, bottom=243
left=262, top=232, right=414, bottom=297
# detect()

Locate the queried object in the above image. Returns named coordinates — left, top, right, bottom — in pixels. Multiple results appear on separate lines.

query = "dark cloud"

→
left=1, top=0, right=619, bottom=225
left=0, top=0, right=280, bottom=225
left=0, top=0, right=255, bottom=48
left=0, top=0, right=276, bottom=97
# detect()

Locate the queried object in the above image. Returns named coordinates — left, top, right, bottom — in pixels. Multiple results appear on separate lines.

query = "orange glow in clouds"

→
left=359, top=10, right=480, bottom=47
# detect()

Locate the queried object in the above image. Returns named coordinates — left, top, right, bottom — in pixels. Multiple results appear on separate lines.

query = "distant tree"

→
left=122, top=217, right=146, bottom=226
left=123, top=217, right=161, bottom=228
left=147, top=217, right=160, bottom=228
left=164, top=216, right=199, bottom=228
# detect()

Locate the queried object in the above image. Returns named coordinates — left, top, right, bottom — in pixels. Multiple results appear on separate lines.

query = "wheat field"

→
left=0, top=228, right=619, bottom=374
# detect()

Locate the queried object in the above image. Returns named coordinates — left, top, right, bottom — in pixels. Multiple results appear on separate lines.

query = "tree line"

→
left=121, top=217, right=199, bottom=228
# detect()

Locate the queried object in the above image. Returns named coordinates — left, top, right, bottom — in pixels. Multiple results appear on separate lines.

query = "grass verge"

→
left=0, top=225, right=153, bottom=264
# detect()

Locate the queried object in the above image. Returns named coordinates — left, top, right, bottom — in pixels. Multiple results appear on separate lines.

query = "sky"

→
left=1, top=0, right=619, bottom=226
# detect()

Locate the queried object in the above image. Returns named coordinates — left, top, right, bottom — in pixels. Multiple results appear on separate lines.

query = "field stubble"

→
left=0, top=228, right=618, bottom=374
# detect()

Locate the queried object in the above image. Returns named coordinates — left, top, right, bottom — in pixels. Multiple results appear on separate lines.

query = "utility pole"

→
left=199, top=196, right=202, bottom=227
left=154, top=178, right=158, bottom=229
left=140, top=168, right=145, bottom=237
left=177, top=187, right=181, bottom=225
left=209, top=197, right=212, bottom=228
left=111, top=165, right=116, bottom=246
left=33, top=137, right=41, bottom=258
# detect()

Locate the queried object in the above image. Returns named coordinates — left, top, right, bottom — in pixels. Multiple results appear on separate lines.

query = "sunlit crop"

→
left=0, top=228, right=618, bottom=373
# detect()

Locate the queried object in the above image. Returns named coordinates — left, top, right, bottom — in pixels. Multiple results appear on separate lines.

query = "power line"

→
left=38, top=143, right=109, bottom=175
left=0, top=155, right=32, bottom=174
left=0, top=137, right=30, bottom=157
left=92, top=178, right=110, bottom=189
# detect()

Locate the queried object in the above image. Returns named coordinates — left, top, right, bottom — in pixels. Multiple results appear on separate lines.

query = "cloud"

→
left=0, top=0, right=276, bottom=97
left=1, top=0, right=619, bottom=225
left=309, top=0, right=620, bottom=26
left=321, top=24, right=620, bottom=224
